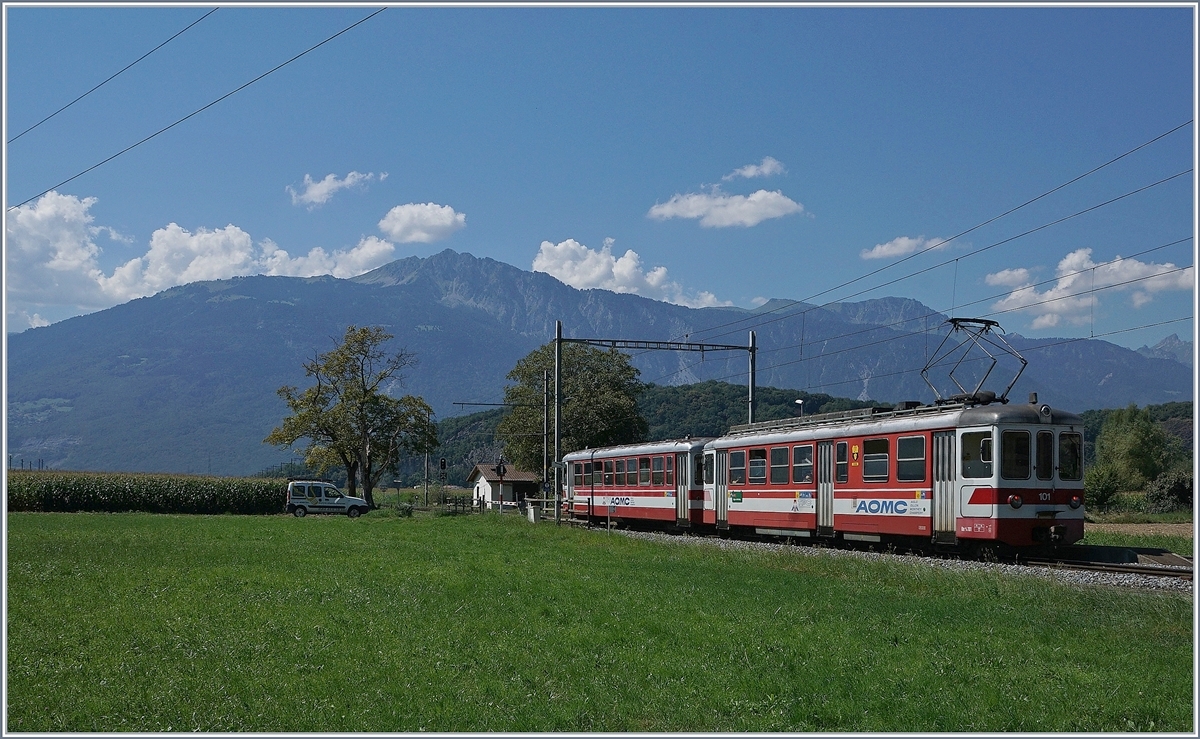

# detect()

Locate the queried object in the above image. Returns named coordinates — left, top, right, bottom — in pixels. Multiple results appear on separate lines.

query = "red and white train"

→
left=564, top=394, right=1085, bottom=555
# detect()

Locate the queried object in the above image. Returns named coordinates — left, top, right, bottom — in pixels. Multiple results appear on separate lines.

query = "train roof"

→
left=561, top=437, right=715, bottom=462
left=713, top=399, right=1083, bottom=448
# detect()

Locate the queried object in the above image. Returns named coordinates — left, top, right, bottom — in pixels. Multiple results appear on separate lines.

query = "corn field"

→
left=6, top=470, right=286, bottom=515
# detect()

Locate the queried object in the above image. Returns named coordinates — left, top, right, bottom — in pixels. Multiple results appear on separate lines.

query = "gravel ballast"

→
left=613, top=528, right=1193, bottom=594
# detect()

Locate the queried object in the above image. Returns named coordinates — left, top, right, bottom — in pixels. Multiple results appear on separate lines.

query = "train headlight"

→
left=1008, top=494, right=1023, bottom=509
left=1069, top=494, right=1082, bottom=509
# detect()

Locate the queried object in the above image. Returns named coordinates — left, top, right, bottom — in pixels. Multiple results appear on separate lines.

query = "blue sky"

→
left=5, top=4, right=1196, bottom=352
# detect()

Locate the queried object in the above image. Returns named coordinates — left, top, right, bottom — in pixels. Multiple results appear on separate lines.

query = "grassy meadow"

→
left=7, top=511, right=1193, bottom=732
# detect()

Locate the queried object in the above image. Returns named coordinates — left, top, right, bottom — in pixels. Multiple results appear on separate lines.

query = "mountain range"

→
left=8, top=249, right=1193, bottom=476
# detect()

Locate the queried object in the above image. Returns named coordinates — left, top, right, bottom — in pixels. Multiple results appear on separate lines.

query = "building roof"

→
left=466, top=464, right=541, bottom=484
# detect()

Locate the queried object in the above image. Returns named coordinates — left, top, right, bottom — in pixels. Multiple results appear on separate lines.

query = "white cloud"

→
left=287, top=171, right=378, bottom=209
left=860, top=235, right=950, bottom=260
left=989, top=248, right=1194, bottom=329
left=260, top=236, right=395, bottom=279
left=984, top=267, right=1033, bottom=287
left=378, top=202, right=466, bottom=243
left=5, top=191, right=402, bottom=330
left=647, top=186, right=803, bottom=228
left=533, top=238, right=730, bottom=309
left=723, top=156, right=786, bottom=181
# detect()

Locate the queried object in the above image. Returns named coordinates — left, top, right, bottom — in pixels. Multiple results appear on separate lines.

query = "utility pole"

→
left=554, top=320, right=562, bottom=525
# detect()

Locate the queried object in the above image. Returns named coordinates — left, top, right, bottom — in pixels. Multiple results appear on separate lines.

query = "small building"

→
left=466, top=464, right=540, bottom=510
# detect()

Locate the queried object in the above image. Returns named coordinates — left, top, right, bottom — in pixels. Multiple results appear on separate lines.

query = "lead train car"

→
left=565, top=399, right=1085, bottom=554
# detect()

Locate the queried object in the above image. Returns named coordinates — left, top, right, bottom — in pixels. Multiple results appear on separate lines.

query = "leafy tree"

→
left=265, top=325, right=438, bottom=507
left=496, top=342, right=648, bottom=476
left=1083, top=463, right=1122, bottom=512
left=1093, top=404, right=1184, bottom=492
left=1145, top=469, right=1193, bottom=514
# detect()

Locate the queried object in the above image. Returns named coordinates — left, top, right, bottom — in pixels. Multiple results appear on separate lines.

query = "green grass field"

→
left=7, top=512, right=1193, bottom=732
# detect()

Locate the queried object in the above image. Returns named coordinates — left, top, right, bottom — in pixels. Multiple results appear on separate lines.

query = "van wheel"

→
left=293, top=507, right=307, bottom=518
left=347, top=507, right=362, bottom=519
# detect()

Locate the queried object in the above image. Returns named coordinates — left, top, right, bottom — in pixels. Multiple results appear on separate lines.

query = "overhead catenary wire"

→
left=8, top=7, right=387, bottom=211
left=670, top=120, right=1194, bottom=346
left=7, top=8, right=219, bottom=145
left=695, top=168, right=1192, bottom=345
left=643, top=253, right=1193, bottom=389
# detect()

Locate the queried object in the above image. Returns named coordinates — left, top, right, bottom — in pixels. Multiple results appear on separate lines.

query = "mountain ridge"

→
left=8, top=249, right=1192, bottom=475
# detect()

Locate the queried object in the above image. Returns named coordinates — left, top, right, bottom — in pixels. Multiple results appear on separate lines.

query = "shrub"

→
left=1084, top=464, right=1122, bottom=512
left=1144, top=470, right=1193, bottom=514
left=6, top=471, right=285, bottom=515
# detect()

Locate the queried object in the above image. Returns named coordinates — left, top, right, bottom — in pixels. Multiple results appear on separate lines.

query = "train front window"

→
left=961, top=431, right=993, bottom=479
left=1059, top=433, right=1083, bottom=481
left=729, top=451, right=746, bottom=485
left=749, top=449, right=768, bottom=484
left=897, top=436, right=926, bottom=482
left=792, top=445, right=813, bottom=483
left=1001, top=430, right=1031, bottom=480
left=863, top=438, right=889, bottom=482
left=770, top=447, right=789, bottom=484
left=1036, top=430, right=1054, bottom=481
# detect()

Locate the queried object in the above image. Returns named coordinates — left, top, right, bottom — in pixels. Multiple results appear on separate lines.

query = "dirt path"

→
left=1086, top=523, right=1194, bottom=539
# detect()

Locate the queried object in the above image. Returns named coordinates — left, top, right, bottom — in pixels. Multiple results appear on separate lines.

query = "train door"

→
left=675, top=452, right=689, bottom=525
left=932, top=431, right=957, bottom=544
left=816, top=440, right=834, bottom=536
left=715, top=450, right=729, bottom=529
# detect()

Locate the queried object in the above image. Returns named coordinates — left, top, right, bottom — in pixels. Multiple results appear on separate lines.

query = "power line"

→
left=771, top=317, right=1193, bottom=396
left=649, top=259, right=1193, bottom=389
left=747, top=237, right=1193, bottom=364
left=697, top=169, right=1192, bottom=345
left=8, top=7, right=386, bottom=211
left=676, top=120, right=1194, bottom=345
left=7, top=8, right=219, bottom=145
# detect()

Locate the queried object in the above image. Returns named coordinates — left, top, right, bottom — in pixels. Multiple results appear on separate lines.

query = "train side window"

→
left=1036, top=430, right=1054, bottom=481
left=961, top=431, right=993, bottom=479
left=729, top=451, right=746, bottom=485
left=573, top=463, right=583, bottom=488
left=1001, top=430, right=1031, bottom=480
left=639, top=457, right=651, bottom=486
left=897, top=436, right=926, bottom=482
left=666, top=455, right=674, bottom=486
left=652, top=457, right=664, bottom=486
left=863, top=438, right=889, bottom=482
left=604, top=460, right=614, bottom=486
left=615, top=459, right=625, bottom=486
left=1058, top=433, right=1083, bottom=481
left=695, top=454, right=705, bottom=487
left=704, top=453, right=715, bottom=485
left=583, top=462, right=593, bottom=486
left=770, top=447, right=789, bottom=484
left=749, top=448, right=768, bottom=484
left=836, top=442, right=848, bottom=483
left=792, top=445, right=813, bottom=483
left=627, top=458, right=638, bottom=486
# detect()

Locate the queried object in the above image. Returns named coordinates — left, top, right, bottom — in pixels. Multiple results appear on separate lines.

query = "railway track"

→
left=1023, top=558, right=1193, bottom=580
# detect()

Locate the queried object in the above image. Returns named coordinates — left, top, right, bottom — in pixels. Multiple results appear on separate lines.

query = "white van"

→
left=286, top=480, right=369, bottom=518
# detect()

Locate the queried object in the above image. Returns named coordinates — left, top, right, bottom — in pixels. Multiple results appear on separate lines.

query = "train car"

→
left=703, top=395, right=1085, bottom=554
left=563, top=438, right=713, bottom=527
